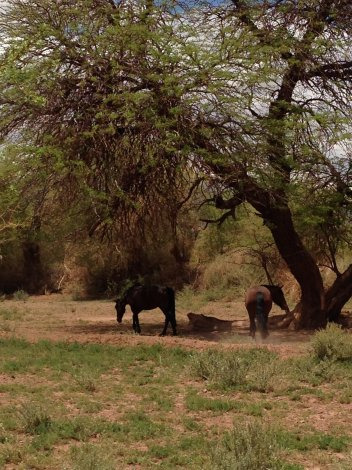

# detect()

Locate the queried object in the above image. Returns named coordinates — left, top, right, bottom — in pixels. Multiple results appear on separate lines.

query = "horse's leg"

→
left=170, top=312, right=177, bottom=336
left=164, top=310, right=177, bottom=336
left=248, top=310, right=256, bottom=338
left=132, top=310, right=141, bottom=334
left=260, top=307, right=270, bottom=339
left=160, top=310, right=170, bottom=336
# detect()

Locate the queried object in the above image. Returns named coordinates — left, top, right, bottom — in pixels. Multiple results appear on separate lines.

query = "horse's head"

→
left=270, top=285, right=290, bottom=313
left=115, top=299, right=126, bottom=323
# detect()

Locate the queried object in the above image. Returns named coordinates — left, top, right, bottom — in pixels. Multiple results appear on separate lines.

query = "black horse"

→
left=115, top=284, right=177, bottom=336
left=245, top=285, right=290, bottom=339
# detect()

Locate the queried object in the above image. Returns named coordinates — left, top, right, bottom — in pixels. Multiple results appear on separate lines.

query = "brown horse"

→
left=245, top=285, right=290, bottom=339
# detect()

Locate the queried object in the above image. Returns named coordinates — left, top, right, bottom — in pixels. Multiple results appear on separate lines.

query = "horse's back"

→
left=127, top=284, right=173, bottom=312
left=245, top=286, right=272, bottom=313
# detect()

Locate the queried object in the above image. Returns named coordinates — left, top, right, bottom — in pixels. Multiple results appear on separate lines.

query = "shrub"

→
left=190, top=348, right=280, bottom=392
left=211, top=421, right=280, bottom=470
left=12, top=290, right=29, bottom=301
left=311, top=324, right=352, bottom=361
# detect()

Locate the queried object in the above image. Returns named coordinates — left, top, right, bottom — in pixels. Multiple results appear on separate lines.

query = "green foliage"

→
left=311, top=324, right=352, bottom=361
left=0, top=0, right=350, bottom=313
left=0, top=0, right=188, bottom=240
left=189, top=205, right=289, bottom=298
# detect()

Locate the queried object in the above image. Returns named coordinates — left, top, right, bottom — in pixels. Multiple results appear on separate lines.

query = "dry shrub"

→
left=190, top=348, right=281, bottom=392
left=211, top=421, right=280, bottom=470
left=312, top=324, right=352, bottom=361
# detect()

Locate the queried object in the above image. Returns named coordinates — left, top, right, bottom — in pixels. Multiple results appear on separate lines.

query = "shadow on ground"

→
left=66, top=315, right=313, bottom=345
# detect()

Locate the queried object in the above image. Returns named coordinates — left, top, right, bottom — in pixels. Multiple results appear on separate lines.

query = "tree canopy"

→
left=0, top=0, right=351, bottom=326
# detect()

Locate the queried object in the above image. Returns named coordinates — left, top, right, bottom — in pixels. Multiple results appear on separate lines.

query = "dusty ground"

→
left=0, top=294, right=317, bottom=357
left=1, top=295, right=352, bottom=469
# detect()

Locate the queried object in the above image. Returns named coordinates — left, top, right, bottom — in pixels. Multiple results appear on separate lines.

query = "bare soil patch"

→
left=0, top=294, right=313, bottom=357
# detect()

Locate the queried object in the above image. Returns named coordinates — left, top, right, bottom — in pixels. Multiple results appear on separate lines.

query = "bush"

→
left=311, top=324, right=352, bottom=361
left=12, top=290, right=29, bottom=302
left=190, top=348, right=280, bottom=392
left=211, top=421, right=280, bottom=470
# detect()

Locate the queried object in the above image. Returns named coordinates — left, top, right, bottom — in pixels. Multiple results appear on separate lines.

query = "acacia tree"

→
left=181, top=0, right=352, bottom=328
left=0, top=0, right=193, bottom=286
left=0, top=0, right=351, bottom=326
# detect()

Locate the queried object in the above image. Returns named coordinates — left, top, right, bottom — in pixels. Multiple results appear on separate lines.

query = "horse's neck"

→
left=120, top=296, right=128, bottom=308
left=261, top=285, right=278, bottom=304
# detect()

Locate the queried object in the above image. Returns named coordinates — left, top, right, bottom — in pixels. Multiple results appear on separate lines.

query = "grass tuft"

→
left=18, top=402, right=52, bottom=435
left=12, top=290, right=29, bottom=302
left=70, top=444, right=115, bottom=470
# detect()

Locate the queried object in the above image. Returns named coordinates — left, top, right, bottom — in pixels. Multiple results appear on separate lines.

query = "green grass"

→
left=275, top=429, right=350, bottom=452
left=0, top=336, right=352, bottom=469
left=69, top=444, right=116, bottom=470
left=186, top=390, right=241, bottom=412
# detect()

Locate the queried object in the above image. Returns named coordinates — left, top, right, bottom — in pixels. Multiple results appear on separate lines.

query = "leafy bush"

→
left=311, top=324, right=352, bottom=361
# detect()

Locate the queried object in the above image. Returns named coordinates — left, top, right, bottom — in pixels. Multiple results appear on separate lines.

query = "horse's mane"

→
left=124, top=282, right=143, bottom=297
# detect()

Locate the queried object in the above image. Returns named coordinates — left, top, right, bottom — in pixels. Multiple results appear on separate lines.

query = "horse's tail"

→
left=166, top=287, right=176, bottom=321
left=255, top=291, right=266, bottom=337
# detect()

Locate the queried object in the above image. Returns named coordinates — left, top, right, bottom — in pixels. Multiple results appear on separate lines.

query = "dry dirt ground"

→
left=0, top=294, right=316, bottom=357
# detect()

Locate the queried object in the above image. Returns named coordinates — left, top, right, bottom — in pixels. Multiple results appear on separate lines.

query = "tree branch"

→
left=305, top=61, right=352, bottom=80
left=200, top=208, right=236, bottom=228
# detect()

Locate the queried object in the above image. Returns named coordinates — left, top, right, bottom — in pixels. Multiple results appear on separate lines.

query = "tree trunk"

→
left=260, top=205, right=326, bottom=329
left=22, top=240, right=45, bottom=294
left=21, top=215, right=45, bottom=295
left=324, top=265, right=352, bottom=322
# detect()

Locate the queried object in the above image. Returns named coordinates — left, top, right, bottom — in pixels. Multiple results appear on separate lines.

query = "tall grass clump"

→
left=18, top=403, right=52, bottom=434
left=70, top=444, right=115, bottom=470
left=211, top=421, right=280, bottom=470
left=312, top=324, right=352, bottom=361
left=190, top=348, right=281, bottom=392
